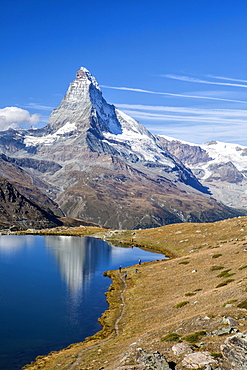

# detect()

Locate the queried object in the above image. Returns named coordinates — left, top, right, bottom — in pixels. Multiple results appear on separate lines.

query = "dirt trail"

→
left=67, top=272, right=127, bottom=369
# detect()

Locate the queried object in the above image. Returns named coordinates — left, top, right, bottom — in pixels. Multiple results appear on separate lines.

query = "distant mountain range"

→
left=0, top=68, right=245, bottom=230
left=157, top=136, right=247, bottom=210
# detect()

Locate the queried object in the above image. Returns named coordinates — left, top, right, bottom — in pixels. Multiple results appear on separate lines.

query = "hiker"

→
left=124, top=273, right=127, bottom=279
left=136, top=268, right=138, bottom=273
left=119, top=265, right=122, bottom=273
left=138, top=259, right=141, bottom=265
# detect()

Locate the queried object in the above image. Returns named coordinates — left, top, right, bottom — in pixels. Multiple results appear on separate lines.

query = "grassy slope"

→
left=20, top=217, right=247, bottom=369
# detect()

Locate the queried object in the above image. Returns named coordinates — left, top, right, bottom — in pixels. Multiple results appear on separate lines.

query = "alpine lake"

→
left=0, top=235, right=165, bottom=370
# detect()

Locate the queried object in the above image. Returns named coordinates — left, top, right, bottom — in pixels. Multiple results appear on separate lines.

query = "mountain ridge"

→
left=157, top=135, right=247, bottom=210
left=0, top=68, right=245, bottom=229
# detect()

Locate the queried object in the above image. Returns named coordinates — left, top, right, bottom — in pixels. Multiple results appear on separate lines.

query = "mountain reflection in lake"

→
left=0, top=235, right=164, bottom=370
left=45, top=236, right=110, bottom=296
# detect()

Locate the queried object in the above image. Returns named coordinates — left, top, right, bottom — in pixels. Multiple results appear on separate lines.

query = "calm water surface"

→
left=0, top=235, right=164, bottom=370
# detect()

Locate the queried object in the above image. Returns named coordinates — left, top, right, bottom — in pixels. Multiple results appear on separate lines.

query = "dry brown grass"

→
left=21, top=216, right=247, bottom=369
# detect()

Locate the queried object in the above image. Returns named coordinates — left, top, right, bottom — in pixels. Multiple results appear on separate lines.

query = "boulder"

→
left=226, top=317, right=239, bottom=326
left=181, top=351, right=217, bottom=369
left=221, top=333, right=247, bottom=370
left=172, top=342, right=193, bottom=356
left=136, top=348, right=171, bottom=369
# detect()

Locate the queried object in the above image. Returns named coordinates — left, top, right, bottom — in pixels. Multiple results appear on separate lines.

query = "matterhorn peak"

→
left=75, top=67, right=101, bottom=91
left=45, top=66, right=122, bottom=135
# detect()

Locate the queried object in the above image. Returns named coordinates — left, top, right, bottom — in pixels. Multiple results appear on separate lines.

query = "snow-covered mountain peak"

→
left=1, top=67, right=242, bottom=229
left=76, top=67, right=101, bottom=91
left=157, top=135, right=247, bottom=209
left=201, top=140, right=247, bottom=171
left=44, top=67, right=122, bottom=135
left=159, top=135, right=247, bottom=170
left=23, top=68, right=180, bottom=168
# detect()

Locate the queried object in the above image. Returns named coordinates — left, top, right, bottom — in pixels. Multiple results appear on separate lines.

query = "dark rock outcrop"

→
left=207, top=162, right=244, bottom=183
left=0, top=176, right=62, bottom=230
left=0, top=153, right=62, bottom=174
left=156, top=136, right=212, bottom=165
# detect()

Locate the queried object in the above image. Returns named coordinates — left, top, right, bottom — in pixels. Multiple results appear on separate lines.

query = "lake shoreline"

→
left=15, top=227, right=167, bottom=369
left=16, top=219, right=247, bottom=369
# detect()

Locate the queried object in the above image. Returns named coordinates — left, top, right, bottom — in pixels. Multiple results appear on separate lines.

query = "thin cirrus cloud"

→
left=146, top=121, right=247, bottom=145
left=101, top=85, right=247, bottom=104
left=18, top=103, right=55, bottom=111
left=116, top=104, right=247, bottom=125
left=163, top=74, right=247, bottom=89
left=116, top=103, right=247, bottom=117
left=115, top=103, right=247, bottom=144
left=207, top=75, right=247, bottom=84
left=102, top=76, right=247, bottom=144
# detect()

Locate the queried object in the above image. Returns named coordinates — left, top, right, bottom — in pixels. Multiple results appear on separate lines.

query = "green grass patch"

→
left=175, top=301, right=189, bottom=308
left=217, top=269, right=235, bottom=278
left=216, top=279, right=235, bottom=288
left=223, top=299, right=238, bottom=307
left=237, top=299, right=247, bottom=309
left=161, top=333, right=181, bottom=342
left=194, top=288, right=202, bottom=292
left=210, top=352, right=223, bottom=359
left=179, top=260, right=190, bottom=265
left=185, top=292, right=196, bottom=297
left=210, top=266, right=224, bottom=271
left=238, top=264, right=247, bottom=270
left=182, top=331, right=206, bottom=344
left=212, top=253, right=222, bottom=258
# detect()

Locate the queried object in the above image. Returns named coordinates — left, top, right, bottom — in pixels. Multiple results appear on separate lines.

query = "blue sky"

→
left=1, top=0, right=247, bottom=145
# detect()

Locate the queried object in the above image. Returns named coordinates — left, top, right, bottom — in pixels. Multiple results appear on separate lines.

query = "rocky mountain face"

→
left=0, top=176, right=62, bottom=230
left=0, top=68, right=244, bottom=229
left=157, top=136, right=247, bottom=211
left=0, top=153, right=63, bottom=215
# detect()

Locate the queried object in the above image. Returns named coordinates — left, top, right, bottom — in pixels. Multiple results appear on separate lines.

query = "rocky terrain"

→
left=0, top=68, right=245, bottom=230
left=19, top=216, right=247, bottom=369
left=0, top=156, right=101, bottom=230
left=0, top=176, right=62, bottom=230
left=157, top=136, right=247, bottom=211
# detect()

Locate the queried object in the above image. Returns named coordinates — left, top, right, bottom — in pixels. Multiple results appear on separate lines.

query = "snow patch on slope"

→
left=159, top=134, right=199, bottom=147
left=102, top=109, right=175, bottom=166
left=201, top=141, right=247, bottom=171
left=162, top=136, right=247, bottom=172
left=24, top=121, right=77, bottom=146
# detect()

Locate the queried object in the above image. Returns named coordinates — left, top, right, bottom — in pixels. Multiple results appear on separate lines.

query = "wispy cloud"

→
left=102, top=75, right=247, bottom=145
left=207, top=74, right=247, bottom=84
left=115, top=103, right=247, bottom=145
left=121, top=110, right=247, bottom=125
left=101, top=85, right=247, bottom=103
left=163, top=74, right=247, bottom=89
left=146, top=120, right=247, bottom=146
left=18, top=103, right=55, bottom=111
left=115, top=103, right=247, bottom=128
left=116, top=103, right=247, bottom=117
left=147, top=121, right=247, bottom=145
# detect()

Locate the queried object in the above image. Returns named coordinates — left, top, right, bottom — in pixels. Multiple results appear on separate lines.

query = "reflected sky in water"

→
left=0, top=235, right=164, bottom=370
